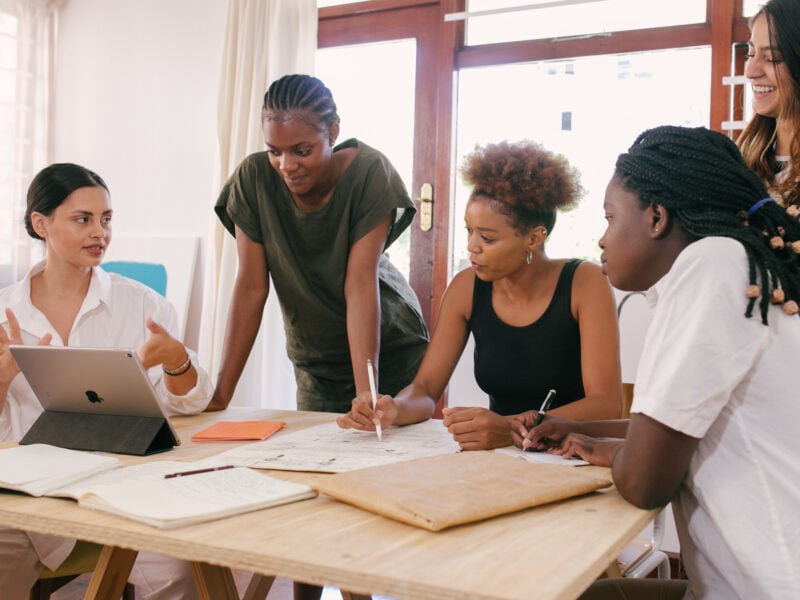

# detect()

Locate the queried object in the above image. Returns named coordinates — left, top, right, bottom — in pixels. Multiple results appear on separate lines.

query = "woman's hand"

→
left=442, top=406, right=514, bottom=450
left=521, top=415, right=583, bottom=451
left=139, top=317, right=197, bottom=396
left=548, top=433, right=624, bottom=468
left=0, top=308, right=51, bottom=387
left=510, top=411, right=538, bottom=448
left=337, top=392, right=399, bottom=431
left=138, top=316, right=186, bottom=370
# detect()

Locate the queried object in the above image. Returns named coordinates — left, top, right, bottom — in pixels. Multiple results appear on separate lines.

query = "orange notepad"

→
left=191, top=421, right=286, bottom=442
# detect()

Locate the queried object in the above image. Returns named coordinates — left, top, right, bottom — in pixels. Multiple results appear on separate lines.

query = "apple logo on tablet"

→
left=85, top=390, right=104, bottom=404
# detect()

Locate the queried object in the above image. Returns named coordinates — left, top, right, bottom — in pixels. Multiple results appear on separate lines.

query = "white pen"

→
left=366, top=359, right=382, bottom=441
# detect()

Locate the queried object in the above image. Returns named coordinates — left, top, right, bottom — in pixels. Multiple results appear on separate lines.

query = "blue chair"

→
left=102, top=261, right=168, bottom=296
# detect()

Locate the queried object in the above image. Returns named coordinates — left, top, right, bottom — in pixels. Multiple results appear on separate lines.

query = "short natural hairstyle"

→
left=615, top=125, right=800, bottom=324
left=261, top=74, right=340, bottom=132
left=737, top=0, right=800, bottom=206
left=25, top=163, right=108, bottom=241
left=460, top=140, right=583, bottom=235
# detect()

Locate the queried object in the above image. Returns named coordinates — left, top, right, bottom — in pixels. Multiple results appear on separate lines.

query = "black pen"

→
left=532, top=389, right=557, bottom=428
left=164, top=465, right=235, bottom=479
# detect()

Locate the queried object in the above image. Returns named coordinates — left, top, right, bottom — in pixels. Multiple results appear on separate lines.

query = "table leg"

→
left=243, top=574, right=275, bottom=600
left=82, top=545, right=138, bottom=600
left=190, top=561, right=240, bottom=600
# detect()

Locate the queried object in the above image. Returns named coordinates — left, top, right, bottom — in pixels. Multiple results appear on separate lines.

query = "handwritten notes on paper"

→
left=203, top=420, right=461, bottom=473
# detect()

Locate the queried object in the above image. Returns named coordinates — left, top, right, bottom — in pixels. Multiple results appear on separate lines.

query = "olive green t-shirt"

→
left=215, top=138, right=429, bottom=408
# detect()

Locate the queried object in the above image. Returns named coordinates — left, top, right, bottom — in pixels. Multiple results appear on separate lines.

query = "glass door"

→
left=318, top=2, right=451, bottom=326
left=452, top=47, right=712, bottom=273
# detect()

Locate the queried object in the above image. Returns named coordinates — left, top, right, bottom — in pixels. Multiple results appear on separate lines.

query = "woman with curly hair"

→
left=737, top=0, right=800, bottom=207
left=337, top=140, right=622, bottom=450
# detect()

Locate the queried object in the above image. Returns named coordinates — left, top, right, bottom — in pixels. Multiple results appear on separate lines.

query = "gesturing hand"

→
left=0, top=308, right=52, bottom=387
left=137, top=316, right=185, bottom=370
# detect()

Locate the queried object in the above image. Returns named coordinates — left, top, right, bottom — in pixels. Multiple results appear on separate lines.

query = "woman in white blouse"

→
left=0, top=162, right=212, bottom=599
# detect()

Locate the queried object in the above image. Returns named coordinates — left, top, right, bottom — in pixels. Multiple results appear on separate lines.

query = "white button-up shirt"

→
left=0, top=261, right=214, bottom=569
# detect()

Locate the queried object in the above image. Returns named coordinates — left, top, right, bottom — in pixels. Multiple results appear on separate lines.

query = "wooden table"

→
left=0, top=408, right=655, bottom=600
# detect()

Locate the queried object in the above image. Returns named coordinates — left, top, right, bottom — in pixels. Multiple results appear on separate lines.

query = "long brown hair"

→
left=737, top=0, right=800, bottom=207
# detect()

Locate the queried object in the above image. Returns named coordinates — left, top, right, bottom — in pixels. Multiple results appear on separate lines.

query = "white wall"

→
left=52, top=0, right=227, bottom=347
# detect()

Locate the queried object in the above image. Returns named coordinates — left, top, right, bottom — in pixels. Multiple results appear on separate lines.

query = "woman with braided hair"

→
left=737, top=0, right=800, bottom=207
left=522, top=125, right=800, bottom=599
left=211, top=74, right=429, bottom=416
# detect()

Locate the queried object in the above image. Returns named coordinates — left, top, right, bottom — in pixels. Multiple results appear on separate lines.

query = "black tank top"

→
left=468, top=259, right=585, bottom=416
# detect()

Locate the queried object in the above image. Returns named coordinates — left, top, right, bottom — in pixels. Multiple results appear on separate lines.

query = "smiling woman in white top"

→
left=737, top=0, right=800, bottom=207
left=0, top=162, right=213, bottom=600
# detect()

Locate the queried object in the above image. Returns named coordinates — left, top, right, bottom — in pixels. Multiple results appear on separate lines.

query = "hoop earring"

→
left=525, top=249, right=532, bottom=265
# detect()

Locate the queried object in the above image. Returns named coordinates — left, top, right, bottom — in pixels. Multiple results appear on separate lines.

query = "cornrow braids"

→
left=615, top=125, right=800, bottom=324
left=262, top=74, right=340, bottom=132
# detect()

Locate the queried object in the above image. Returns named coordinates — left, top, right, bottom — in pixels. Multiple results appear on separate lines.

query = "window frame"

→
left=318, top=0, right=752, bottom=322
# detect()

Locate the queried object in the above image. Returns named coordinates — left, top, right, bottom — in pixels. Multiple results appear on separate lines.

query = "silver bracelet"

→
left=162, top=353, right=191, bottom=376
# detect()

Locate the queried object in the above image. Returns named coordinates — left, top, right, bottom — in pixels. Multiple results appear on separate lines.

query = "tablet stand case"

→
left=20, top=411, right=177, bottom=455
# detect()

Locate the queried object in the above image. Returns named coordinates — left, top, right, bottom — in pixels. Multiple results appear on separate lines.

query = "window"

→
left=0, top=9, right=18, bottom=283
left=451, top=47, right=711, bottom=271
left=0, top=3, right=58, bottom=287
left=316, top=39, right=417, bottom=279
left=317, top=0, right=747, bottom=319
left=462, top=0, right=706, bottom=46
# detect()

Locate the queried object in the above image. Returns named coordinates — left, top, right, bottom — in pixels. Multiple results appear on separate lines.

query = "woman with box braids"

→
left=520, top=124, right=800, bottom=599
left=615, top=124, right=800, bottom=324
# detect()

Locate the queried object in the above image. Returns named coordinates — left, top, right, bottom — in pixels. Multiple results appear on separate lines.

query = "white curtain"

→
left=0, top=0, right=63, bottom=286
left=199, top=0, right=317, bottom=409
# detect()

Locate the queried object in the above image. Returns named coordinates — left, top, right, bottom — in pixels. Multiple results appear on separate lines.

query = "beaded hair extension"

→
left=614, top=125, right=800, bottom=324
left=262, top=74, right=340, bottom=132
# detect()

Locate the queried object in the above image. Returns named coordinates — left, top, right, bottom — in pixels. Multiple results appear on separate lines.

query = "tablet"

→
left=10, top=345, right=180, bottom=455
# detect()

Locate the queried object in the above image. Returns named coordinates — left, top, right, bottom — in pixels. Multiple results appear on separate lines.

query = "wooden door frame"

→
left=319, top=0, right=752, bottom=328
left=319, top=0, right=462, bottom=327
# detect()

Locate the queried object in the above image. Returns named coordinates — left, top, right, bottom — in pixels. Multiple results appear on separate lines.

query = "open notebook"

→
left=0, top=444, right=316, bottom=529
left=313, top=451, right=612, bottom=531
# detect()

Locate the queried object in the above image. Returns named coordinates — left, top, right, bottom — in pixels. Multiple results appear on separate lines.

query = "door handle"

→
left=420, top=183, right=433, bottom=232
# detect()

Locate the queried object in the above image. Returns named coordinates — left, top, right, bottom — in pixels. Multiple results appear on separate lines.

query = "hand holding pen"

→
left=517, top=389, right=556, bottom=451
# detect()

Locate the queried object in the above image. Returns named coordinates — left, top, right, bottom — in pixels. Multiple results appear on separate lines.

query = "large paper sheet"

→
left=203, top=420, right=460, bottom=473
left=495, top=446, right=589, bottom=466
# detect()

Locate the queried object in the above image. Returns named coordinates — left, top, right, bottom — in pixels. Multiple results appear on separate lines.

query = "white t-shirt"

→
left=0, top=261, right=213, bottom=441
left=632, top=237, right=800, bottom=599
